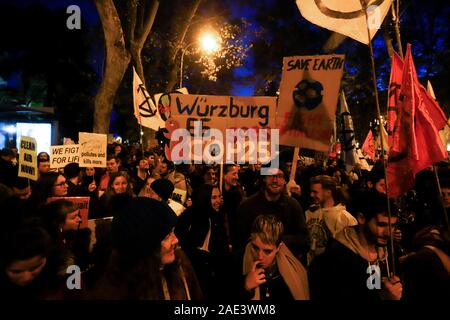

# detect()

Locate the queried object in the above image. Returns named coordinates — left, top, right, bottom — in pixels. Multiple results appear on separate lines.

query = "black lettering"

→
left=258, top=105, right=269, bottom=126
left=230, top=98, right=240, bottom=117
left=197, top=103, right=209, bottom=117
left=287, top=59, right=296, bottom=71
left=287, top=58, right=312, bottom=71
left=24, top=153, right=32, bottom=162
left=176, top=96, right=198, bottom=115
left=20, top=164, right=35, bottom=175
left=209, top=104, right=218, bottom=116
left=218, top=105, right=227, bottom=117
left=240, top=106, right=250, bottom=117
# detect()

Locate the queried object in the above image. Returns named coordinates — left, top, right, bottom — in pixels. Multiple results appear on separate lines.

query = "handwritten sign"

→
left=277, top=54, right=345, bottom=152
left=171, top=188, right=187, bottom=204
left=18, top=136, right=38, bottom=181
left=50, top=144, right=80, bottom=169
left=47, top=197, right=90, bottom=229
left=169, top=94, right=277, bottom=134
left=79, top=132, right=107, bottom=168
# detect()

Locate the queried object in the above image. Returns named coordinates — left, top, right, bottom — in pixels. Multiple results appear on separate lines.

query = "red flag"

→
left=387, top=44, right=447, bottom=198
left=387, top=52, right=404, bottom=147
left=362, top=130, right=375, bottom=160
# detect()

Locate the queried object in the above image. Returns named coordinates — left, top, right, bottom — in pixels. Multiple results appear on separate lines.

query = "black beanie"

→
left=111, top=197, right=177, bottom=259
left=64, top=162, right=80, bottom=179
left=151, top=179, right=174, bottom=201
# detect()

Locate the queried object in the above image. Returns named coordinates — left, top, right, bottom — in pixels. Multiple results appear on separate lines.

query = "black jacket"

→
left=236, top=190, right=310, bottom=258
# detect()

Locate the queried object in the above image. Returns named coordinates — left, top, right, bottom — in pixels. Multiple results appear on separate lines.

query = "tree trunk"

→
left=93, top=0, right=130, bottom=134
left=129, top=0, right=160, bottom=150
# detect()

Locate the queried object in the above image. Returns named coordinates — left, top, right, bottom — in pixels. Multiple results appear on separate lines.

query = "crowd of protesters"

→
left=0, top=142, right=449, bottom=301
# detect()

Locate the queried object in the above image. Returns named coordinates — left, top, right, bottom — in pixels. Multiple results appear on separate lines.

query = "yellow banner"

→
left=18, top=136, right=38, bottom=181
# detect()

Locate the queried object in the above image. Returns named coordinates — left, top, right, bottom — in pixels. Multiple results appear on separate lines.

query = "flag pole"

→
left=361, top=0, right=396, bottom=276
left=391, top=0, right=404, bottom=59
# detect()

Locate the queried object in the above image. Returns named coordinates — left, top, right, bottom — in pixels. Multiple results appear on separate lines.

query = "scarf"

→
left=243, top=242, right=309, bottom=300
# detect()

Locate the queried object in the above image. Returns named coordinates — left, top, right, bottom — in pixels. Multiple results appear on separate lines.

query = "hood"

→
left=335, top=226, right=372, bottom=261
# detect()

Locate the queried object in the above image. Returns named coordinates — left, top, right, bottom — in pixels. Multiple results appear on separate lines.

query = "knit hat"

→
left=151, top=179, right=174, bottom=201
left=261, top=161, right=289, bottom=180
left=111, top=197, right=178, bottom=259
left=64, top=162, right=80, bottom=179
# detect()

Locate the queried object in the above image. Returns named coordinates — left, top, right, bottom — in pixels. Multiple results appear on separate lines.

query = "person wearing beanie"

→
left=89, top=197, right=202, bottom=300
left=150, top=179, right=175, bottom=202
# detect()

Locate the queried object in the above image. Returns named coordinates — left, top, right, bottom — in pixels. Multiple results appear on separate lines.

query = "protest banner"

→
left=133, top=67, right=165, bottom=130
left=166, top=94, right=278, bottom=165
left=169, top=94, right=276, bottom=134
left=18, top=136, right=38, bottom=181
left=79, top=132, right=107, bottom=168
left=50, top=144, right=80, bottom=169
left=296, top=0, right=392, bottom=45
left=276, top=54, right=345, bottom=152
left=47, top=196, right=90, bottom=229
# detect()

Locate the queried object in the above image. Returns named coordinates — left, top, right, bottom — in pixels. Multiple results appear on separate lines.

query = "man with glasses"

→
left=236, top=164, right=310, bottom=260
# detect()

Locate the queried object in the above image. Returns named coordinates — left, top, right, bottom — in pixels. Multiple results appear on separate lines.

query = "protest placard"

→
left=276, top=54, right=345, bottom=152
left=47, top=196, right=90, bottom=229
left=171, top=187, right=187, bottom=204
left=79, top=132, right=107, bottom=167
left=169, top=94, right=276, bottom=134
left=18, top=136, right=38, bottom=181
left=165, top=94, right=278, bottom=164
left=50, top=144, right=80, bottom=169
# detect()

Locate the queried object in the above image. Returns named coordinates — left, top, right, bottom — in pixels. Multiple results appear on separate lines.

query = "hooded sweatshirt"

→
left=306, top=204, right=357, bottom=264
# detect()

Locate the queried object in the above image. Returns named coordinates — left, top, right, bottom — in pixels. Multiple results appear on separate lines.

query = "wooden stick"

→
left=361, top=0, right=396, bottom=276
left=290, top=147, right=300, bottom=181
left=219, top=162, right=223, bottom=193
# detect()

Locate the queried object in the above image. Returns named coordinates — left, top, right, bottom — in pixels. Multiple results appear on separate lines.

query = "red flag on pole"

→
left=387, top=44, right=447, bottom=198
left=362, top=129, right=375, bottom=160
left=387, top=52, right=404, bottom=147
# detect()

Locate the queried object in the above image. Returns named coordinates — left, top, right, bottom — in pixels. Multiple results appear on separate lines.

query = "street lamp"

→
left=179, top=31, right=221, bottom=88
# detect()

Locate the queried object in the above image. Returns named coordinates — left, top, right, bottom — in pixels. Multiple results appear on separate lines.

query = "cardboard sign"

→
left=171, top=187, right=187, bottom=204
left=277, top=54, right=345, bottom=152
left=79, top=132, right=107, bottom=167
left=47, top=197, right=90, bottom=229
left=166, top=94, right=278, bottom=164
left=50, top=144, right=80, bottom=169
left=18, top=136, right=38, bottom=181
left=169, top=94, right=277, bottom=134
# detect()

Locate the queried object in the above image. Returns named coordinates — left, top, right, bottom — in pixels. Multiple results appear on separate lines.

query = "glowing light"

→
left=199, top=32, right=221, bottom=53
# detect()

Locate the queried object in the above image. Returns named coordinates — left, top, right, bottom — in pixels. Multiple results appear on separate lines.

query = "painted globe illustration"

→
left=292, top=79, right=323, bottom=110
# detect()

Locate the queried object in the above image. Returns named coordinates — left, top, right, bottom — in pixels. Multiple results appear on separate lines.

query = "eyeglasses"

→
left=268, top=174, right=285, bottom=180
left=54, top=181, right=68, bottom=187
